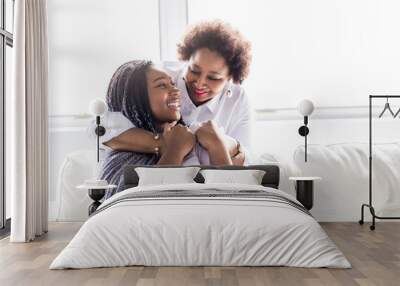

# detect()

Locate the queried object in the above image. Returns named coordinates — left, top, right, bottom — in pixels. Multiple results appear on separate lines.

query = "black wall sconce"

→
left=297, top=99, right=315, bottom=162
left=89, top=98, right=107, bottom=163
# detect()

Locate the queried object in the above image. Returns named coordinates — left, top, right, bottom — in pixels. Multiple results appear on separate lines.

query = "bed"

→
left=50, top=165, right=350, bottom=269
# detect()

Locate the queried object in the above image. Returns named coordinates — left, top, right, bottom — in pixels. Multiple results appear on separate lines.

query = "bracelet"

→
left=231, top=140, right=242, bottom=159
left=154, top=133, right=160, bottom=155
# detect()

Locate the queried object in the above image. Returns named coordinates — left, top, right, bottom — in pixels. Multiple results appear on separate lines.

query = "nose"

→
left=170, top=84, right=179, bottom=92
left=194, top=75, right=207, bottom=88
left=169, top=85, right=180, bottom=96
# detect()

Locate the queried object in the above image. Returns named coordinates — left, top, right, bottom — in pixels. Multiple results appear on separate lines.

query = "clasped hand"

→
left=161, top=120, right=226, bottom=159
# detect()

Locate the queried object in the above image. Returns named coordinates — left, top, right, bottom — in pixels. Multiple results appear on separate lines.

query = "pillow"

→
left=135, top=167, right=200, bottom=186
left=200, top=169, right=266, bottom=185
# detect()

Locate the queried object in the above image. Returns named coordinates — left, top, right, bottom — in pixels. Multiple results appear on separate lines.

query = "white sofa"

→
left=54, top=149, right=96, bottom=221
left=292, top=142, right=400, bottom=221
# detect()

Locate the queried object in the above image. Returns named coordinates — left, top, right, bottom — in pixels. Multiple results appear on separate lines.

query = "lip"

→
left=193, top=88, right=209, bottom=97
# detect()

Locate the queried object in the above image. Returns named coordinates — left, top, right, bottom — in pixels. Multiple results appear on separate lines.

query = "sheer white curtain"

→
left=10, top=0, right=49, bottom=242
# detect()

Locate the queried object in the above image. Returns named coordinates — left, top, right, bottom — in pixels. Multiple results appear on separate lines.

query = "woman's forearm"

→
left=156, top=149, right=185, bottom=165
left=221, top=135, right=245, bottom=165
left=222, top=135, right=239, bottom=157
left=207, top=141, right=232, bottom=165
left=103, top=128, right=159, bottom=153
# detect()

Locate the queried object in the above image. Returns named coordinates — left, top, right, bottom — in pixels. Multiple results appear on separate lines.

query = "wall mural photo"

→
left=48, top=0, right=400, bottom=223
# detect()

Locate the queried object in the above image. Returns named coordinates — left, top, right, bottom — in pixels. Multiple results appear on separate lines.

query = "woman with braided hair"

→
left=99, top=60, right=231, bottom=199
left=99, top=60, right=194, bottom=199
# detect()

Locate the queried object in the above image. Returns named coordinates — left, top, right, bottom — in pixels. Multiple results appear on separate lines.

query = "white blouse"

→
left=89, top=61, right=254, bottom=164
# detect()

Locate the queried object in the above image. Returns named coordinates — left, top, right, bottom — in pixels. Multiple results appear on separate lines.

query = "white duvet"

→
left=50, top=183, right=350, bottom=269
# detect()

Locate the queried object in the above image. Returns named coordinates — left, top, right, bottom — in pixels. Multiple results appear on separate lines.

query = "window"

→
left=0, top=0, right=13, bottom=234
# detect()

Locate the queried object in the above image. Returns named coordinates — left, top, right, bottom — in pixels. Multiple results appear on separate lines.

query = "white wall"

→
left=48, top=0, right=400, bottom=115
left=47, top=0, right=160, bottom=116
left=188, top=0, right=400, bottom=109
left=159, top=0, right=188, bottom=61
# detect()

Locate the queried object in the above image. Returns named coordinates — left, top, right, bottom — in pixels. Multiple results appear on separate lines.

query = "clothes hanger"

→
left=394, top=106, right=400, bottom=118
left=378, top=97, right=395, bottom=118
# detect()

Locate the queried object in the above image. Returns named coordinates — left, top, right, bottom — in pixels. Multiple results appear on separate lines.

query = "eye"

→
left=207, top=76, right=222, bottom=81
left=156, top=83, right=167, bottom=89
left=189, top=67, right=200, bottom=74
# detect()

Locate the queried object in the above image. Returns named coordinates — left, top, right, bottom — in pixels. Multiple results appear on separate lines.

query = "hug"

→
left=99, top=20, right=254, bottom=199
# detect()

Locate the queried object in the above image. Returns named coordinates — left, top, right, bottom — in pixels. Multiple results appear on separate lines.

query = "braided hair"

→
left=106, top=60, right=156, bottom=133
left=100, top=60, right=159, bottom=199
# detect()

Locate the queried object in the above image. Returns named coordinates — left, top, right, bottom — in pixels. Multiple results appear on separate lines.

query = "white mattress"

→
left=50, top=183, right=350, bottom=269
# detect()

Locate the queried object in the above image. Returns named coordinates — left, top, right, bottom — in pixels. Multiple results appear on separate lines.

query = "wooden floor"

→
left=0, top=222, right=399, bottom=286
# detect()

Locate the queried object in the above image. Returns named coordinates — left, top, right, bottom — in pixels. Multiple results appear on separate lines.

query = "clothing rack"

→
left=359, top=95, right=400, bottom=230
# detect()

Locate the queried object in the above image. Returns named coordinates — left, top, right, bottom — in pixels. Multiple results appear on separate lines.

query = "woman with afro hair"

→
left=97, top=20, right=253, bottom=166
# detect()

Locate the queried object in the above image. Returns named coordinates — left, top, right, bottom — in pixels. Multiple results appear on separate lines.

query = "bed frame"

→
left=123, top=165, right=280, bottom=190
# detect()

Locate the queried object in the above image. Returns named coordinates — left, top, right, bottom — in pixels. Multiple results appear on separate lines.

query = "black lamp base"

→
left=295, top=180, right=314, bottom=210
left=88, top=188, right=106, bottom=215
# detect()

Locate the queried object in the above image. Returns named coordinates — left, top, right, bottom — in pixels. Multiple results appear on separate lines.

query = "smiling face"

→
left=184, top=48, right=230, bottom=106
left=146, top=67, right=181, bottom=127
